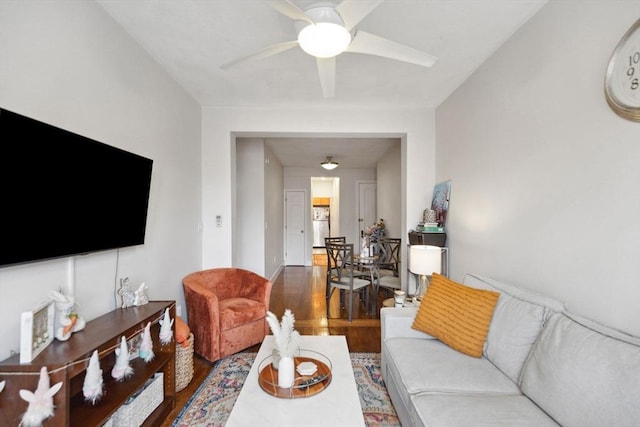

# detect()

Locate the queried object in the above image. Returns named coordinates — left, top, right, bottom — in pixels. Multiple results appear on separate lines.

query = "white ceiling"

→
left=96, top=0, right=548, bottom=167
left=262, top=136, right=399, bottom=168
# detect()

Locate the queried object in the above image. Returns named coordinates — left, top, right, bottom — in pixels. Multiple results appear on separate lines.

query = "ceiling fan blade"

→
left=316, top=57, right=336, bottom=98
left=264, top=0, right=313, bottom=24
left=220, top=40, right=299, bottom=70
left=335, top=0, right=384, bottom=31
left=346, top=30, right=437, bottom=68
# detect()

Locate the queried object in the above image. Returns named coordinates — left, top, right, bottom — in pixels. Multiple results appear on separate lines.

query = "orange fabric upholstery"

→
left=182, top=267, right=273, bottom=362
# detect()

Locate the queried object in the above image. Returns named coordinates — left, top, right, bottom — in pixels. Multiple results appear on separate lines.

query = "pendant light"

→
left=321, top=156, right=339, bottom=170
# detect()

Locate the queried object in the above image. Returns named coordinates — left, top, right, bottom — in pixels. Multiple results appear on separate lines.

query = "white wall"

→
left=377, top=143, right=402, bottom=238
left=264, top=144, right=284, bottom=280
left=236, top=138, right=265, bottom=274
left=202, top=108, right=435, bottom=286
left=437, top=0, right=640, bottom=335
left=0, top=1, right=202, bottom=358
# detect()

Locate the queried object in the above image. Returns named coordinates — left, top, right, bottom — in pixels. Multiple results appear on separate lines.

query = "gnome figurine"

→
left=19, top=367, right=63, bottom=427
left=111, top=336, right=134, bottom=381
left=83, top=350, right=104, bottom=404
left=139, top=322, right=155, bottom=362
left=158, top=308, right=173, bottom=345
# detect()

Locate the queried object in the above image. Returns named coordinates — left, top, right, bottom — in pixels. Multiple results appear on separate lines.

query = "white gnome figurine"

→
left=49, top=290, right=86, bottom=341
left=111, top=336, right=134, bottom=381
left=158, top=308, right=173, bottom=345
left=19, top=367, right=63, bottom=427
left=139, top=322, right=155, bottom=362
left=83, top=350, right=104, bottom=404
left=0, top=380, right=5, bottom=394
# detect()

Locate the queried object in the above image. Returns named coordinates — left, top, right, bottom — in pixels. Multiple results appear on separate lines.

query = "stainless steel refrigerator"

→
left=313, top=206, right=330, bottom=247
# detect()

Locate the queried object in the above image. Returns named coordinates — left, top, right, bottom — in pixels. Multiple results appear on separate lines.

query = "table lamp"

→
left=409, top=245, right=442, bottom=300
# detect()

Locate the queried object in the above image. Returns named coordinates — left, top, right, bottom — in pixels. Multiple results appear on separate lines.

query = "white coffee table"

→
left=226, top=335, right=366, bottom=427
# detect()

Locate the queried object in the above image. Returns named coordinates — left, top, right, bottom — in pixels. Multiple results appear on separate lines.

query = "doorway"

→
left=311, top=177, right=339, bottom=265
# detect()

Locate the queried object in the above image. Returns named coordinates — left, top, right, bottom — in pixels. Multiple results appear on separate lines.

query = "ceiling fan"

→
left=221, top=0, right=437, bottom=98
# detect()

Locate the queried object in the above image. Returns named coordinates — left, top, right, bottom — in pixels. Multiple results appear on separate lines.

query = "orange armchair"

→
left=182, top=268, right=272, bottom=362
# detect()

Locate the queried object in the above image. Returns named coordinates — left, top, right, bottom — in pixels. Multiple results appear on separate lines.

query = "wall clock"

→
left=604, top=18, right=640, bottom=122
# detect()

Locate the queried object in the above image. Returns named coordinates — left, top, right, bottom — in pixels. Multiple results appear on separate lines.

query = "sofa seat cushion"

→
left=521, top=312, right=640, bottom=427
left=410, top=394, right=559, bottom=427
left=219, top=297, right=266, bottom=331
left=463, top=274, right=566, bottom=382
left=384, top=337, right=520, bottom=416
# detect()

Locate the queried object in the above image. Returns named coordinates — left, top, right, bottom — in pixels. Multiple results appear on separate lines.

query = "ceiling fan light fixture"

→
left=298, top=23, right=351, bottom=58
left=321, top=156, right=339, bottom=170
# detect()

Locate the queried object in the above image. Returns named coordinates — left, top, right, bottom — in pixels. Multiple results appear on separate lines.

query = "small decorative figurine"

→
left=0, top=380, right=5, bottom=394
left=111, top=336, right=134, bottom=381
left=83, top=350, right=104, bottom=404
left=158, top=308, right=173, bottom=345
left=117, top=278, right=135, bottom=308
left=133, top=282, right=149, bottom=306
left=138, top=322, right=155, bottom=362
left=49, top=290, right=86, bottom=341
left=19, top=367, right=63, bottom=427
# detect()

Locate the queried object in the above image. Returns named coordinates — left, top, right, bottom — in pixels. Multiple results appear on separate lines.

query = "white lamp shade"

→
left=409, top=245, right=442, bottom=276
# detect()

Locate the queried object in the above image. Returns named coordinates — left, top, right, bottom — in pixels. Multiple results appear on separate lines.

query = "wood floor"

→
left=161, top=264, right=386, bottom=426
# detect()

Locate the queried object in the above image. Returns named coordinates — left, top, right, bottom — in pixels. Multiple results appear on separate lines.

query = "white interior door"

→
left=358, top=181, right=377, bottom=238
left=285, top=190, right=306, bottom=265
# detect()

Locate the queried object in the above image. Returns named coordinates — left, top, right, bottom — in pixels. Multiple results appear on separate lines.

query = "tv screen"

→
left=0, top=108, right=153, bottom=267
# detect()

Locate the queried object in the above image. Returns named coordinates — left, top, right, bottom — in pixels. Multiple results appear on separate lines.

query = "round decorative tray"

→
left=258, top=349, right=332, bottom=398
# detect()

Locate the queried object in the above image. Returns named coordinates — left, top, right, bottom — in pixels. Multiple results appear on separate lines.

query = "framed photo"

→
left=20, top=300, right=55, bottom=364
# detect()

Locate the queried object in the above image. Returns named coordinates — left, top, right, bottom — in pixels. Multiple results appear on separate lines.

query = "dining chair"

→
left=326, top=242, right=374, bottom=321
left=376, top=237, right=402, bottom=296
left=324, top=236, right=346, bottom=297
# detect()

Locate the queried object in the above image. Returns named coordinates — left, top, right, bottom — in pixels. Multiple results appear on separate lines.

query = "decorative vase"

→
left=271, top=348, right=280, bottom=370
left=277, top=356, right=295, bottom=388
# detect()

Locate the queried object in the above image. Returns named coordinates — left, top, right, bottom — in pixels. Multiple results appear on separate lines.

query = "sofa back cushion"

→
left=520, top=312, right=640, bottom=427
left=463, top=274, right=565, bottom=382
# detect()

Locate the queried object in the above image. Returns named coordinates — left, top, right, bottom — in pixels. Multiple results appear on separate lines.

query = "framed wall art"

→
left=431, top=180, right=452, bottom=227
left=20, top=300, right=55, bottom=364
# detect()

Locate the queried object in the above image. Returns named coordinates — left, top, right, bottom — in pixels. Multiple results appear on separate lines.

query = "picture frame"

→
left=431, top=180, right=452, bottom=226
left=20, top=300, right=55, bottom=364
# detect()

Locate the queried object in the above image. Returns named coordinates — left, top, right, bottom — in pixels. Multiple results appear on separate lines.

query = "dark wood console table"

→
left=0, top=301, right=176, bottom=427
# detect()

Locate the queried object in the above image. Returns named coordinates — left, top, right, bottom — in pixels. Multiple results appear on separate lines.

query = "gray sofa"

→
left=381, top=273, right=640, bottom=427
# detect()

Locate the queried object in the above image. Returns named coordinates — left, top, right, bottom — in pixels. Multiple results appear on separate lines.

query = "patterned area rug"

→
left=171, top=351, right=400, bottom=427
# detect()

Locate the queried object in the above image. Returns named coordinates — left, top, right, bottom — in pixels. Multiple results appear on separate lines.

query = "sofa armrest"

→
left=380, top=306, right=435, bottom=341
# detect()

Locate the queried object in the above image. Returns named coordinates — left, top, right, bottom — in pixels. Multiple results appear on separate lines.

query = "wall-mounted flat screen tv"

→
left=0, top=108, right=153, bottom=267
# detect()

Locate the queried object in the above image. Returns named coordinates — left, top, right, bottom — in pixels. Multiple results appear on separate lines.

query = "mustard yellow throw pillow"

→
left=412, top=273, right=500, bottom=358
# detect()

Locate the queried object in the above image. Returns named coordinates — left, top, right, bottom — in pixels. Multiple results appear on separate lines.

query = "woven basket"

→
left=110, top=373, right=163, bottom=427
left=176, top=332, right=194, bottom=392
